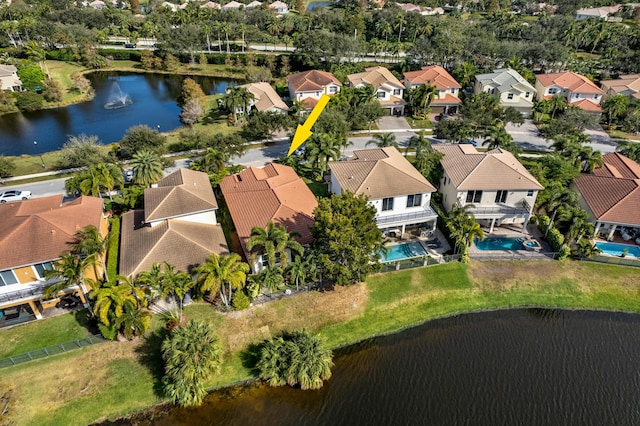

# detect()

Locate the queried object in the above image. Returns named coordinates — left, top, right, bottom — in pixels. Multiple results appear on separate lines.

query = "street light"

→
left=33, top=141, right=46, bottom=168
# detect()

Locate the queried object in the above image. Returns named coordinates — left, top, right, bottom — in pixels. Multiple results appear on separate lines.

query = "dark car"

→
left=124, top=43, right=136, bottom=48
left=459, top=140, right=478, bottom=147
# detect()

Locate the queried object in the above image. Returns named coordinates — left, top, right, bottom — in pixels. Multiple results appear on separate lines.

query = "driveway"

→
left=583, top=125, right=617, bottom=153
left=377, top=116, right=412, bottom=131
left=505, top=120, right=551, bottom=152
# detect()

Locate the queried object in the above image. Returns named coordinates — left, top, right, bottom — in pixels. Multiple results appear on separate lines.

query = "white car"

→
left=0, top=190, right=32, bottom=203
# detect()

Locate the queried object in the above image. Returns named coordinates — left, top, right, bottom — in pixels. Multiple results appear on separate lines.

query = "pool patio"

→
left=467, top=222, right=554, bottom=260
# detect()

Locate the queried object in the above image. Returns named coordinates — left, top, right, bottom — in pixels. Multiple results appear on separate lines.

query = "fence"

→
left=470, top=251, right=558, bottom=261
left=0, top=335, right=106, bottom=369
left=380, top=254, right=461, bottom=273
left=579, top=255, right=640, bottom=268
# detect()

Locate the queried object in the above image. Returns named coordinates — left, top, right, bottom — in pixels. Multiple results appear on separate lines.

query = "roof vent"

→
left=349, top=176, right=354, bottom=179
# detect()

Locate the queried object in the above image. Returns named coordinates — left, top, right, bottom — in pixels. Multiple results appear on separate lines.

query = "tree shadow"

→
left=73, top=308, right=100, bottom=335
left=239, top=341, right=264, bottom=377
left=135, top=328, right=169, bottom=398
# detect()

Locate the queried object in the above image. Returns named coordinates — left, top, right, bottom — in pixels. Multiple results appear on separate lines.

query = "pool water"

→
left=475, top=237, right=525, bottom=251
left=595, top=242, right=640, bottom=258
left=381, top=242, right=428, bottom=261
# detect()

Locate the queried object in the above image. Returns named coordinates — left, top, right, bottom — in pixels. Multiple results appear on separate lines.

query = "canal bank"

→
left=3, top=261, right=640, bottom=425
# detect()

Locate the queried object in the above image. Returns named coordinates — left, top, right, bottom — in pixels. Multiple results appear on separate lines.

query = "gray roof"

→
left=475, top=68, right=535, bottom=94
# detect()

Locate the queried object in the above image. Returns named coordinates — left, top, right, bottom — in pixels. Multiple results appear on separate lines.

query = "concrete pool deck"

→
left=468, top=223, right=554, bottom=260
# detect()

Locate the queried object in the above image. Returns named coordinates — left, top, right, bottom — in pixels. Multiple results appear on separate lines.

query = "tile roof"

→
left=431, top=93, right=461, bottom=105
left=433, top=144, right=544, bottom=191
left=144, top=168, right=218, bottom=223
left=475, top=68, right=535, bottom=94
left=288, top=70, right=341, bottom=93
left=403, top=65, right=461, bottom=90
left=300, top=97, right=319, bottom=109
left=600, top=74, right=640, bottom=95
left=0, top=65, right=18, bottom=77
left=347, top=66, right=404, bottom=90
left=535, top=72, right=604, bottom=94
left=0, top=195, right=104, bottom=269
left=329, top=147, right=436, bottom=199
left=571, top=99, right=602, bottom=112
left=219, top=163, right=317, bottom=260
left=573, top=153, right=640, bottom=226
left=241, top=82, right=289, bottom=112
left=119, top=209, right=228, bottom=277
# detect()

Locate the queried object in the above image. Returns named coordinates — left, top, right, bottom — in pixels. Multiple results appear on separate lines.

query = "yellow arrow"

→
left=288, top=94, right=331, bottom=157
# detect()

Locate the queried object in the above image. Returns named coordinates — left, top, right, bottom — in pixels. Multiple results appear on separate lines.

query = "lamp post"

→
left=33, top=141, right=46, bottom=168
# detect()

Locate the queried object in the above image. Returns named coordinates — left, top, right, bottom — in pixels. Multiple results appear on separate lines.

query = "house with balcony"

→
left=347, top=66, right=406, bottom=115
left=219, top=163, right=317, bottom=273
left=434, top=144, right=543, bottom=233
left=535, top=71, right=604, bottom=113
left=287, top=70, right=341, bottom=110
left=403, top=65, right=462, bottom=115
left=600, top=74, right=640, bottom=102
left=572, top=152, right=640, bottom=241
left=0, top=195, right=107, bottom=327
left=474, top=68, right=536, bottom=117
left=328, top=147, right=438, bottom=239
left=0, top=65, right=22, bottom=92
left=119, top=168, right=228, bottom=278
left=239, top=82, right=289, bottom=114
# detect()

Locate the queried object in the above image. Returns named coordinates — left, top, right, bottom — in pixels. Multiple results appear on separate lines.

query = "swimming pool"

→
left=595, top=242, right=640, bottom=258
left=381, top=242, right=428, bottom=262
left=475, top=237, right=525, bottom=251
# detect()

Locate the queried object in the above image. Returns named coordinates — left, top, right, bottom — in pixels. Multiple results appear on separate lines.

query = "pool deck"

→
left=384, top=228, right=452, bottom=263
left=468, top=223, right=554, bottom=260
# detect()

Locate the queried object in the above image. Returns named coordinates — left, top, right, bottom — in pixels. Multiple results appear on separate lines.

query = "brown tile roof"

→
left=300, top=97, right=319, bottom=109
left=571, top=99, right=602, bottom=112
left=145, top=168, right=218, bottom=223
left=573, top=153, right=640, bottom=226
left=219, top=164, right=317, bottom=260
left=288, top=70, right=341, bottom=93
left=403, top=65, right=461, bottom=90
left=434, top=144, right=544, bottom=191
left=119, top=209, right=228, bottom=278
left=329, top=147, right=436, bottom=199
left=347, top=66, right=404, bottom=90
left=241, top=82, right=289, bottom=112
left=536, top=72, right=604, bottom=94
left=600, top=74, right=640, bottom=95
left=431, top=93, right=462, bottom=105
left=0, top=195, right=104, bottom=269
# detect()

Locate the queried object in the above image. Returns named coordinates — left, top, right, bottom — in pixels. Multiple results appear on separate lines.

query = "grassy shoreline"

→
left=2, top=260, right=640, bottom=425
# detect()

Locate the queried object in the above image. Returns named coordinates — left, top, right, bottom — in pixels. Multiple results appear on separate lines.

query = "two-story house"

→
left=535, top=71, right=604, bottom=112
left=119, top=168, right=228, bottom=278
left=434, top=144, right=543, bottom=234
left=347, top=66, right=406, bottom=116
left=403, top=65, right=462, bottom=115
left=0, top=65, right=22, bottom=92
left=0, top=195, right=107, bottom=327
left=599, top=74, right=640, bottom=102
left=238, top=82, right=289, bottom=114
left=287, top=70, right=341, bottom=110
left=328, top=147, right=438, bottom=239
left=474, top=68, right=536, bottom=117
left=219, top=163, right=318, bottom=273
left=269, top=0, right=289, bottom=13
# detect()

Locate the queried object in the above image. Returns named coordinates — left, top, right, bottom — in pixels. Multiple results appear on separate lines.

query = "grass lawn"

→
left=406, top=117, right=434, bottom=130
left=607, top=128, right=639, bottom=141
left=3, top=260, right=640, bottom=425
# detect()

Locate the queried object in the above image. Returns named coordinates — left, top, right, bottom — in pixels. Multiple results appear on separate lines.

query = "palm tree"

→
left=193, top=148, right=228, bottom=172
left=247, top=221, right=303, bottom=270
left=285, top=255, right=306, bottom=291
left=406, top=131, right=431, bottom=156
left=575, top=237, right=602, bottom=258
left=538, top=182, right=578, bottom=237
left=446, top=206, right=484, bottom=263
left=162, top=319, right=223, bottom=407
left=92, top=276, right=146, bottom=331
left=548, top=94, right=567, bottom=119
left=578, top=146, right=603, bottom=173
left=43, top=252, right=87, bottom=302
left=131, top=150, right=163, bottom=186
left=616, top=142, right=640, bottom=162
left=114, top=300, right=151, bottom=340
left=366, top=132, right=399, bottom=149
left=257, top=266, right=285, bottom=294
left=305, top=133, right=341, bottom=173
left=532, top=100, right=549, bottom=122
left=222, top=86, right=253, bottom=125
left=602, top=94, right=630, bottom=126
left=194, top=253, right=249, bottom=307
left=72, top=225, right=111, bottom=282
left=557, top=206, right=592, bottom=246
left=395, top=13, right=406, bottom=43
left=95, top=163, right=124, bottom=201
left=160, top=262, right=194, bottom=313
left=483, top=120, right=514, bottom=151
left=410, top=84, right=437, bottom=118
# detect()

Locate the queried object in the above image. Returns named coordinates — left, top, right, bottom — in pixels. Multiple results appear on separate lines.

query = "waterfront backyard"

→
left=3, top=260, right=640, bottom=425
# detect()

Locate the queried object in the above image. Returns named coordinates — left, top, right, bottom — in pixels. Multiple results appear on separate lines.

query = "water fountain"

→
left=104, top=81, right=133, bottom=109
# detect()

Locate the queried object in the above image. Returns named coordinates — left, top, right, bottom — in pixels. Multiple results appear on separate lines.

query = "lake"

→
left=0, top=72, right=237, bottom=156
left=102, top=309, right=640, bottom=425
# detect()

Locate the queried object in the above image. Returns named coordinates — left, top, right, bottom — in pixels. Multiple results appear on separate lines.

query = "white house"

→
left=287, top=70, right=341, bottom=110
left=0, top=65, right=22, bottom=92
left=119, top=168, right=228, bottom=278
left=434, top=144, right=544, bottom=233
left=474, top=68, right=536, bottom=117
left=403, top=65, right=462, bottom=114
left=347, top=66, right=406, bottom=115
left=222, top=0, right=243, bottom=10
left=535, top=71, right=604, bottom=113
left=246, top=0, right=262, bottom=7
left=269, top=0, right=289, bottom=13
left=576, top=5, right=621, bottom=20
left=328, top=147, right=438, bottom=239
left=600, top=74, right=640, bottom=102
left=239, top=82, right=289, bottom=114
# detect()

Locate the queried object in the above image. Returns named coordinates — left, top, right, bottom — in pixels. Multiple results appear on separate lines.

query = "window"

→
left=0, top=270, right=18, bottom=286
left=34, top=262, right=54, bottom=279
left=406, top=194, right=422, bottom=208
left=527, top=190, right=534, bottom=197
left=329, top=86, right=337, bottom=94
left=525, top=92, right=530, bottom=98
left=466, top=190, right=482, bottom=204
left=316, top=92, right=321, bottom=97
left=393, top=89, right=401, bottom=96
left=574, top=93, right=581, bottom=98
left=260, top=252, right=282, bottom=266
left=548, top=88, right=558, bottom=95
left=507, top=93, right=514, bottom=100
left=450, top=88, right=456, bottom=94
left=382, top=197, right=394, bottom=211
left=377, top=91, right=386, bottom=99
left=495, top=190, right=507, bottom=203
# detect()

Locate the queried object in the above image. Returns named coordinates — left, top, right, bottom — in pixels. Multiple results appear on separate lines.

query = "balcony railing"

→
left=456, top=200, right=531, bottom=217
left=0, top=283, right=49, bottom=304
left=376, top=206, right=438, bottom=226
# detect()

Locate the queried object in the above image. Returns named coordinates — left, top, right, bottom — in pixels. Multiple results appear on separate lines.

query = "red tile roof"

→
left=219, top=164, right=318, bottom=260
left=288, top=70, right=341, bottom=93
left=536, top=72, right=604, bottom=94
left=403, top=65, right=461, bottom=90
left=573, top=153, right=640, bottom=226
left=571, top=99, right=602, bottom=112
left=0, top=195, right=104, bottom=269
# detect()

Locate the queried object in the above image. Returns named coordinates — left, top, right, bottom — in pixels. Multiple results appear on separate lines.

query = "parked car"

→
left=0, top=190, right=32, bottom=203
left=459, top=140, right=478, bottom=147
left=124, top=43, right=136, bottom=48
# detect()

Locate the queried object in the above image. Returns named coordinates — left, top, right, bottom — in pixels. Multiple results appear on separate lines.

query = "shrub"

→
left=557, top=244, right=571, bottom=260
left=547, top=227, right=565, bottom=252
left=537, top=214, right=551, bottom=234
left=232, top=290, right=250, bottom=310
left=15, top=91, right=44, bottom=111
left=0, top=156, right=16, bottom=178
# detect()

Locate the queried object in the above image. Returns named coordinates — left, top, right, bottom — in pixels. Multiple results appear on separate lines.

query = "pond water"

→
left=0, top=72, right=237, bottom=156
left=104, top=309, right=640, bottom=425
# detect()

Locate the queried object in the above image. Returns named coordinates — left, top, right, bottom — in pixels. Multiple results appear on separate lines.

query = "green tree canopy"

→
left=119, top=125, right=167, bottom=158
